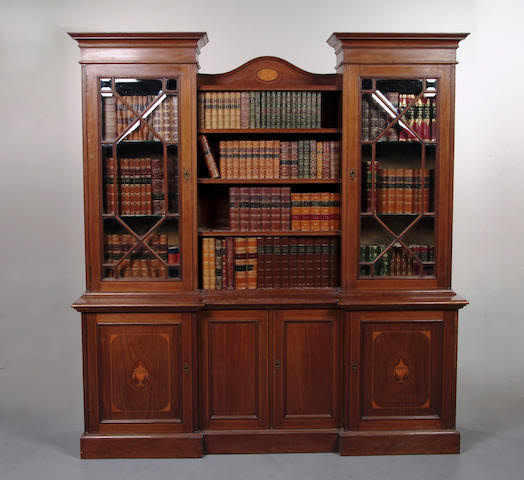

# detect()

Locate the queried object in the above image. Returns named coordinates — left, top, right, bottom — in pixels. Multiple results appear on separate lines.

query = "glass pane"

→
left=100, top=78, right=182, bottom=283
left=359, top=78, right=437, bottom=280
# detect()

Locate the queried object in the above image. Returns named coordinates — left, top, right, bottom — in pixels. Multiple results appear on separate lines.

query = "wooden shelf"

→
left=199, top=128, right=341, bottom=134
left=360, top=212, right=435, bottom=217
left=198, top=178, right=341, bottom=185
left=198, top=85, right=340, bottom=92
left=198, top=230, right=340, bottom=237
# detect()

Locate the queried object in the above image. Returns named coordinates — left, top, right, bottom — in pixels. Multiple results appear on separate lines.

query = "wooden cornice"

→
left=68, top=32, right=209, bottom=65
left=327, top=32, right=469, bottom=68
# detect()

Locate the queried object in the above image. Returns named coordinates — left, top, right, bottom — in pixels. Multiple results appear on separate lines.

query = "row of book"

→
left=102, top=94, right=178, bottom=142
left=104, top=157, right=164, bottom=215
left=204, top=139, right=341, bottom=179
left=359, top=244, right=435, bottom=277
left=202, top=237, right=339, bottom=290
left=104, top=233, right=180, bottom=278
left=229, top=188, right=341, bottom=231
left=198, top=91, right=322, bottom=129
left=362, top=94, right=436, bottom=142
left=361, top=162, right=434, bottom=214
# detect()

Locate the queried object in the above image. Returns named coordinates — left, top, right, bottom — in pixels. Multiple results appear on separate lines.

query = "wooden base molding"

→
left=203, top=429, right=339, bottom=454
left=80, top=433, right=204, bottom=459
left=80, top=430, right=460, bottom=458
left=339, top=430, right=460, bottom=456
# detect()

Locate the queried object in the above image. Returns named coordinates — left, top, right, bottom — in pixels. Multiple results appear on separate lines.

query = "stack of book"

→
left=361, top=162, right=433, bottom=214
left=211, top=139, right=340, bottom=179
left=291, top=192, right=340, bottom=231
left=104, top=157, right=164, bottom=215
left=228, top=188, right=340, bottom=232
left=362, top=93, right=437, bottom=142
left=104, top=233, right=167, bottom=278
left=198, top=91, right=322, bottom=129
left=359, top=244, right=434, bottom=277
left=201, top=236, right=338, bottom=289
left=103, top=94, right=178, bottom=142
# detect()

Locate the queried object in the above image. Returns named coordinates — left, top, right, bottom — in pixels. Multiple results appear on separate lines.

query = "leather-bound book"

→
left=198, top=134, right=220, bottom=178
left=246, top=237, right=257, bottom=289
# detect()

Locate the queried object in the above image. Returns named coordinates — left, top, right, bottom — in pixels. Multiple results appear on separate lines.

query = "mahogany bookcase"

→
left=69, top=32, right=468, bottom=458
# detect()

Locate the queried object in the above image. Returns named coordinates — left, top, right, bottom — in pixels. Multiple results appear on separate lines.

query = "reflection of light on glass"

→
left=372, top=91, right=410, bottom=132
left=115, top=78, right=140, bottom=83
left=143, top=93, right=167, bottom=118
left=117, top=120, right=141, bottom=143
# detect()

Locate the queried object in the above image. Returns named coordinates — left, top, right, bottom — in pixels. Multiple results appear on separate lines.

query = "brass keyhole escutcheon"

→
left=352, top=362, right=358, bottom=372
left=183, top=362, right=191, bottom=374
left=350, top=169, right=356, bottom=180
left=274, top=360, right=281, bottom=368
left=184, top=170, right=190, bottom=180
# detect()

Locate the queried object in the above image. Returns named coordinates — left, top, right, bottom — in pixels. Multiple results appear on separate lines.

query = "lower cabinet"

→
left=81, top=308, right=459, bottom=456
left=200, top=309, right=340, bottom=430
left=84, top=312, right=195, bottom=434
left=346, top=310, right=458, bottom=431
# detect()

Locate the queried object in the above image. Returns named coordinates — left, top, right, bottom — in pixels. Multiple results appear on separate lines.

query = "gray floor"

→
left=1, top=306, right=523, bottom=480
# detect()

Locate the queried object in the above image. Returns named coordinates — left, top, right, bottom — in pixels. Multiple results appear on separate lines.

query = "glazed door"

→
left=347, top=310, right=457, bottom=430
left=344, top=64, right=454, bottom=290
left=200, top=310, right=269, bottom=429
left=272, top=310, right=340, bottom=428
left=85, top=313, right=194, bottom=433
left=83, top=64, right=196, bottom=291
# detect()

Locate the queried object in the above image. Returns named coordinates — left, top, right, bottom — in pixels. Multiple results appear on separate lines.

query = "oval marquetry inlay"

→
left=256, top=68, right=279, bottom=82
left=393, top=358, right=409, bottom=384
left=130, top=360, right=151, bottom=390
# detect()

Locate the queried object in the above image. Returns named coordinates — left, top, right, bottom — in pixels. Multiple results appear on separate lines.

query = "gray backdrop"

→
left=1, top=0, right=523, bottom=478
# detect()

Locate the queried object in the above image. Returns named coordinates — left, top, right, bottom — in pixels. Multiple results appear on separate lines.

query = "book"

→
left=198, top=135, right=220, bottom=178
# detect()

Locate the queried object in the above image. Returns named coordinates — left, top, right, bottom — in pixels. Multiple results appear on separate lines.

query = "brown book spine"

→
left=257, top=237, right=265, bottom=289
left=232, top=140, right=240, bottom=179
left=234, top=237, right=247, bottom=290
left=290, top=141, right=299, bottom=179
left=291, top=193, right=301, bottom=231
left=320, top=239, right=329, bottom=287
left=226, top=237, right=235, bottom=289
left=239, top=140, right=247, bottom=179
left=272, top=238, right=282, bottom=288
left=252, top=141, right=260, bottom=179
left=202, top=238, right=209, bottom=289
left=249, top=188, right=260, bottom=231
left=304, top=238, right=314, bottom=287
left=215, top=238, right=223, bottom=290
left=312, top=239, right=322, bottom=288
left=264, top=237, right=274, bottom=288
left=273, top=140, right=280, bottom=179
left=322, top=140, right=331, bottom=179
left=328, top=238, right=338, bottom=287
left=240, top=92, right=250, bottom=129
left=229, top=187, right=240, bottom=231
left=309, top=140, right=317, bottom=179
left=320, top=192, right=330, bottom=231
left=280, top=238, right=289, bottom=289
left=300, top=193, right=311, bottom=231
left=247, top=237, right=257, bottom=289
left=296, top=237, right=306, bottom=288
left=311, top=192, right=321, bottom=232
left=198, top=135, right=220, bottom=178
left=288, top=237, right=298, bottom=288
left=280, top=141, right=290, bottom=179
left=246, top=140, right=253, bottom=179
left=331, top=192, right=341, bottom=231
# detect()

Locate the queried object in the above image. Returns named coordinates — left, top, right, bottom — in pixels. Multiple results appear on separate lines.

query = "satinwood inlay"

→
left=256, top=67, right=279, bottom=82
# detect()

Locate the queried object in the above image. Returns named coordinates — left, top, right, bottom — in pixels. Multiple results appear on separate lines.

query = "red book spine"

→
left=281, top=187, right=291, bottom=230
left=229, top=187, right=240, bottom=231
left=271, top=187, right=281, bottom=231
left=239, top=187, right=250, bottom=231
left=261, top=187, right=272, bottom=231
left=249, top=188, right=259, bottom=231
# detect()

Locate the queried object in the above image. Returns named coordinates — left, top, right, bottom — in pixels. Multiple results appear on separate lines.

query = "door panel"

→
left=273, top=310, right=340, bottom=428
left=348, top=310, right=450, bottom=430
left=89, top=313, right=193, bottom=433
left=200, top=310, right=269, bottom=429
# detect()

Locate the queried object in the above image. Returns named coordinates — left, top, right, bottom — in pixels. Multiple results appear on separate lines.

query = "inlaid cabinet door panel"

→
left=273, top=310, right=340, bottom=428
left=90, top=313, right=193, bottom=433
left=348, top=311, right=456, bottom=430
left=200, top=310, right=269, bottom=429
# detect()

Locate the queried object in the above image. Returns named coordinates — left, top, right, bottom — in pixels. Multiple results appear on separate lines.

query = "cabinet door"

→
left=272, top=310, right=340, bottom=428
left=347, top=310, right=457, bottom=430
left=84, top=65, right=197, bottom=291
left=85, top=313, right=194, bottom=433
left=200, top=310, right=269, bottom=429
